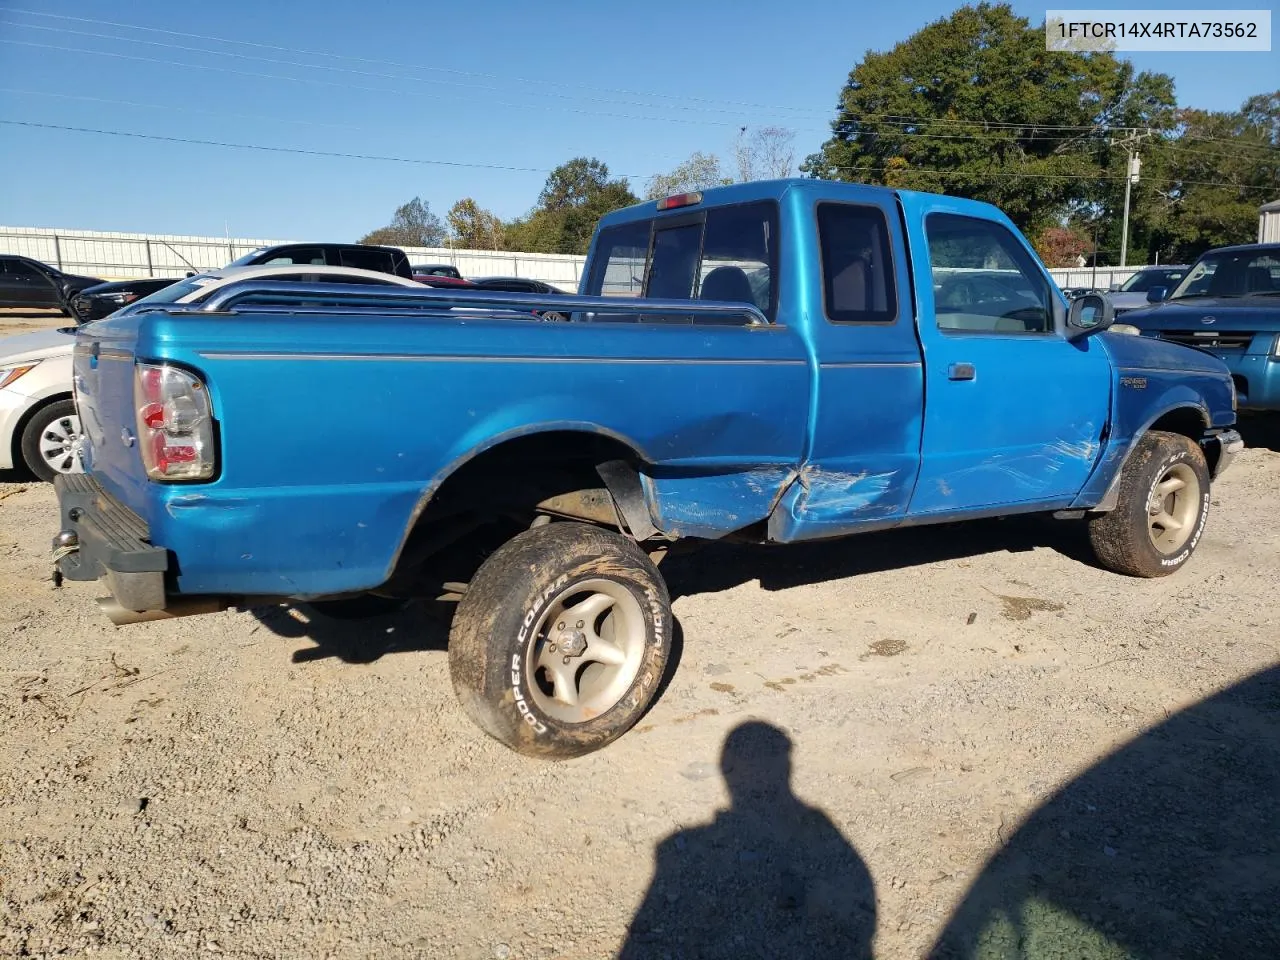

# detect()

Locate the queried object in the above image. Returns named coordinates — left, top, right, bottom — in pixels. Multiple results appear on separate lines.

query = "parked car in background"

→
left=1106, top=265, right=1190, bottom=318
left=0, top=256, right=104, bottom=314
left=469, top=277, right=566, bottom=294
left=470, top=276, right=570, bottom=319
left=0, top=265, right=422, bottom=481
left=415, top=275, right=476, bottom=288
left=71, top=276, right=191, bottom=323
left=1118, top=243, right=1280, bottom=410
left=229, top=243, right=413, bottom=279
left=411, top=263, right=464, bottom=280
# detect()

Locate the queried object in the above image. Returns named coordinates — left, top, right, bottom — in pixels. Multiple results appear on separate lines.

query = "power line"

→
left=0, top=87, right=372, bottom=133
left=4, top=6, right=831, bottom=118
left=0, top=118, right=561, bottom=174
left=0, top=38, right=806, bottom=131
left=0, top=14, right=829, bottom=122
left=6, top=118, right=1274, bottom=194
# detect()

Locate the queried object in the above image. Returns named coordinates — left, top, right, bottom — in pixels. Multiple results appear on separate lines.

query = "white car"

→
left=0, top=264, right=425, bottom=481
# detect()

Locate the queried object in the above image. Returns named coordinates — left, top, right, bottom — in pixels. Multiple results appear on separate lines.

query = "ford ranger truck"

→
left=1115, top=242, right=1280, bottom=411
left=54, top=179, right=1243, bottom=759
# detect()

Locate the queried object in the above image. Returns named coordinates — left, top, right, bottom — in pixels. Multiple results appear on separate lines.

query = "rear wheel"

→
left=1088, top=431, right=1211, bottom=578
left=448, top=521, right=672, bottom=759
left=20, top=399, right=84, bottom=482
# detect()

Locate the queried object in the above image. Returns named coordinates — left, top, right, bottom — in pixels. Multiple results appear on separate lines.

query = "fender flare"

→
left=1090, top=402, right=1210, bottom=512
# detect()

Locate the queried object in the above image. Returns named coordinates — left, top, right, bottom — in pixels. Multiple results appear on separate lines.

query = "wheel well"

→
left=1147, top=407, right=1217, bottom=472
left=10, top=393, right=73, bottom=469
left=386, top=431, right=647, bottom=591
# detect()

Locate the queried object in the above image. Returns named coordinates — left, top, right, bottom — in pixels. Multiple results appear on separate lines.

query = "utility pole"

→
left=1111, top=129, right=1152, bottom=268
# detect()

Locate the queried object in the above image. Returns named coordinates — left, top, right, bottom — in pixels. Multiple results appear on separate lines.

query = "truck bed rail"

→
left=145, top=280, right=770, bottom=326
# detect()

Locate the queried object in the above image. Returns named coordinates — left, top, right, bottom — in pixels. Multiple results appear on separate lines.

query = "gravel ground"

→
left=1, top=352, right=1277, bottom=957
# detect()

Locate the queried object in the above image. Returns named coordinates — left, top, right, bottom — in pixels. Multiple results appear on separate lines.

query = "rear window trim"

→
left=586, top=199, right=781, bottom=326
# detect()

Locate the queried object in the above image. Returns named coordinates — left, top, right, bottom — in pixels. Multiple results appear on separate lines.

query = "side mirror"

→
left=1109, top=282, right=1122, bottom=292
left=1146, top=286, right=1168, bottom=303
left=1066, top=293, right=1114, bottom=340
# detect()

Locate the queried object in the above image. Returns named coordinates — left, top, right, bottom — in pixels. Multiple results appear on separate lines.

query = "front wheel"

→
left=448, top=521, right=672, bottom=759
left=1088, top=431, right=1211, bottom=578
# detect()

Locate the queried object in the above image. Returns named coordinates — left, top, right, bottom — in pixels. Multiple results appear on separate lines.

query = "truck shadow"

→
left=928, top=663, right=1280, bottom=959
left=247, top=601, right=452, bottom=665
left=248, top=600, right=686, bottom=711
left=1236, top=412, right=1280, bottom=453
left=663, top=514, right=1096, bottom=601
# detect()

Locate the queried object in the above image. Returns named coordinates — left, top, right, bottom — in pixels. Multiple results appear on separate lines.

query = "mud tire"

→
left=448, top=521, right=672, bottom=759
left=1088, top=431, right=1211, bottom=578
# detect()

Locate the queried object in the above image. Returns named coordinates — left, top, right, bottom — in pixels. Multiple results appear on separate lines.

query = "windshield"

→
left=1170, top=248, right=1280, bottom=299
left=1119, top=268, right=1185, bottom=292
left=130, top=274, right=222, bottom=306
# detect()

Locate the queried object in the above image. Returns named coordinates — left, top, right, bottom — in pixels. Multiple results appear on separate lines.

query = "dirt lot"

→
left=0, top=336, right=1277, bottom=957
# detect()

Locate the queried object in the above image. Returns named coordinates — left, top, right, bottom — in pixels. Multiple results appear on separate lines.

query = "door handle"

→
left=948, top=362, right=976, bottom=381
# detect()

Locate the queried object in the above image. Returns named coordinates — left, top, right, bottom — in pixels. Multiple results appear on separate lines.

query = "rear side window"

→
left=338, top=248, right=395, bottom=273
left=583, top=201, right=778, bottom=322
left=817, top=204, right=897, bottom=324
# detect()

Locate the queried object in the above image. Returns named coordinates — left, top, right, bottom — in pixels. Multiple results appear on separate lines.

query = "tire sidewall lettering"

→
left=1148, top=451, right=1209, bottom=569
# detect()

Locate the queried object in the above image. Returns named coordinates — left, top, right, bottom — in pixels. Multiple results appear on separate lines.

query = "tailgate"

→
left=73, top=315, right=152, bottom=516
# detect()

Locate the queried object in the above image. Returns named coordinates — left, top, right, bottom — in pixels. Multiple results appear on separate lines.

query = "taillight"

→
left=133, top=362, right=216, bottom=480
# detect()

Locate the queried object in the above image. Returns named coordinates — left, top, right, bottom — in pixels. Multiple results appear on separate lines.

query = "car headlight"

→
left=101, top=291, right=136, bottom=304
left=1110, top=323, right=1142, bottom=335
left=0, top=361, right=40, bottom=390
left=1272, top=333, right=1280, bottom=360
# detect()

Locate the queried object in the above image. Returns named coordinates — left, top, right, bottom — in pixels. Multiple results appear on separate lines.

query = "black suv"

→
left=229, top=243, right=413, bottom=278
left=0, top=256, right=104, bottom=314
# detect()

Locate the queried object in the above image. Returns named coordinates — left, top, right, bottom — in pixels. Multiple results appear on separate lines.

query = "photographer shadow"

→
left=620, top=721, right=875, bottom=960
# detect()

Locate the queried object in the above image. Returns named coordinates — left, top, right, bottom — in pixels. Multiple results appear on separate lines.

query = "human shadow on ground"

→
left=661, top=513, right=1096, bottom=602
left=929, top=664, right=1280, bottom=959
left=619, top=721, right=875, bottom=960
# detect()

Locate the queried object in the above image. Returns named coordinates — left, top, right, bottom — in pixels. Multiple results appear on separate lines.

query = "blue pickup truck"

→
left=1112, top=242, right=1280, bottom=410
left=54, top=179, right=1243, bottom=758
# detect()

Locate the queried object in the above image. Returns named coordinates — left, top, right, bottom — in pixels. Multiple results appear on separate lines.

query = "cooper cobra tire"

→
left=448, top=521, right=672, bottom=759
left=1088, top=430, right=1211, bottom=578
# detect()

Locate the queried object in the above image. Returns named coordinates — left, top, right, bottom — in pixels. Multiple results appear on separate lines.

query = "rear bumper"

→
left=53, top=473, right=169, bottom=611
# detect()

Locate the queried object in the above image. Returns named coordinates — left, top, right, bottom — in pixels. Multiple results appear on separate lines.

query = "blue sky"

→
left=0, top=0, right=1275, bottom=240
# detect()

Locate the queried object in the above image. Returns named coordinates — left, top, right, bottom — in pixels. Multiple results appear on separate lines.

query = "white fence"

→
left=0, top=226, right=586, bottom=291
left=2, top=225, right=1155, bottom=294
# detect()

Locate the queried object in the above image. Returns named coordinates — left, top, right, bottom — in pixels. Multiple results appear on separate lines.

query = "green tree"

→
left=645, top=152, right=733, bottom=200
left=446, top=198, right=505, bottom=250
left=505, top=158, right=638, bottom=255
left=801, top=3, right=1176, bottom=234
left=360, top=197, right=446, bottom=247
left=1133, top=93, right=1280, bottom=262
